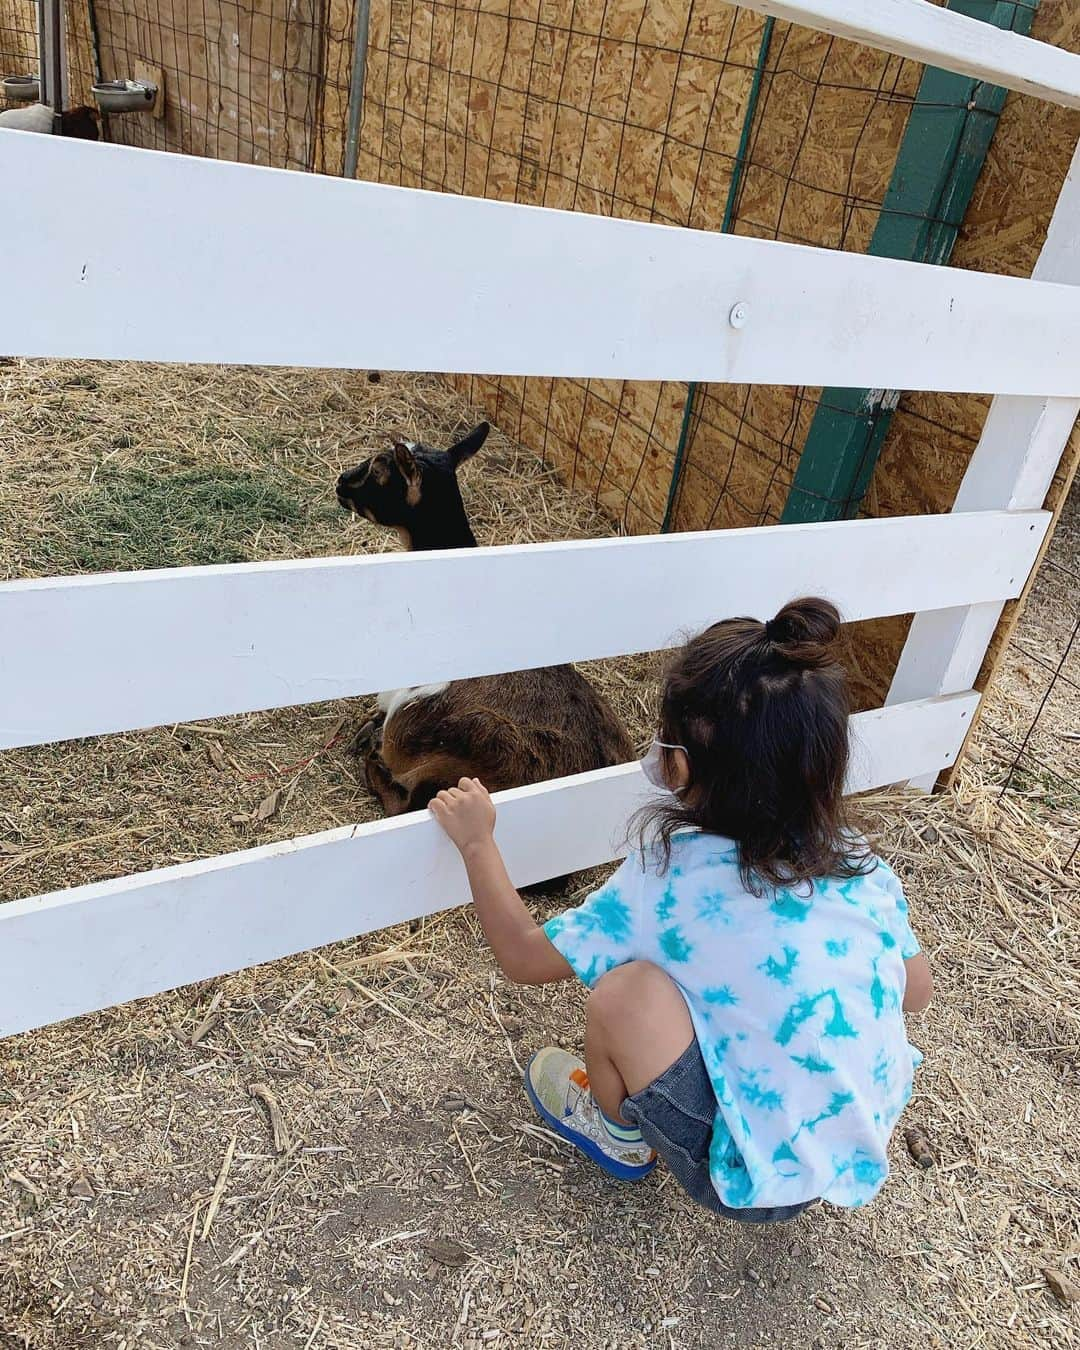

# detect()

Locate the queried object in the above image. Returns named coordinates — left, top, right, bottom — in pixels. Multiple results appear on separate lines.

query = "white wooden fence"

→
left=1, top=0, right=1079, bottom=1038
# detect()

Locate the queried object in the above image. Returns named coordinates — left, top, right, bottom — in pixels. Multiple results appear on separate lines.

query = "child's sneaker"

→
left=525, top=1047, right=657, bottom=1181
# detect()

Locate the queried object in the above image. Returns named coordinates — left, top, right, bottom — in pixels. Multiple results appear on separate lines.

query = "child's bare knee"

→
left=588, top=961, right=674, bottom=1029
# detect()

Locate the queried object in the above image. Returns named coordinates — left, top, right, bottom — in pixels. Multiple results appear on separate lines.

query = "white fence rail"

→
left=0, top=693, right=977, bottom=1038
left=4, top=133, right=1080, bottom=394
left=740, top=0, right=1080, bottom=110
left=0, top=509, right=1047, bottom=749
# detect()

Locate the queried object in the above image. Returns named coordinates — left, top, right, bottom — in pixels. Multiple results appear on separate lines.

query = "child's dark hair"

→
left=640, top=596, right=872, bottom=894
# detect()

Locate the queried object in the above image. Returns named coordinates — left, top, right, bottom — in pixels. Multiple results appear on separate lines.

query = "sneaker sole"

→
left=524, top=1061, right=657, bottom=1183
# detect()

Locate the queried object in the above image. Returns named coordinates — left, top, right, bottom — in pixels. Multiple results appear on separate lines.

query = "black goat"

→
left=336, top=423, right=488, bottom=551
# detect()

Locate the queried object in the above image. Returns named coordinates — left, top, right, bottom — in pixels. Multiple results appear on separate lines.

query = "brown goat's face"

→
left=336, top=443, right=423, bottom=530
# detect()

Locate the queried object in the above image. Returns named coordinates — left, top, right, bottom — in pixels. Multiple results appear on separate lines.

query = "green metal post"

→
left=780, top=1, right=1039, bottom=525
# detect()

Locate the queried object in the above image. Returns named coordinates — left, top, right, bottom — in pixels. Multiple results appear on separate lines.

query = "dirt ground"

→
left=0, top=361, right=1078, bottom=1349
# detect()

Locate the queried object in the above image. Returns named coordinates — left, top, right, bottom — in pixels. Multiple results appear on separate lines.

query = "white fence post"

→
left=887, top=138, right=1080, bottom=787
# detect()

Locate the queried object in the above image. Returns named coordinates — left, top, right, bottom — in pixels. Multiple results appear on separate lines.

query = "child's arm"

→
left=902, top=952, right=932, bottom=1013
left=430, top=778, right=573, bottom=986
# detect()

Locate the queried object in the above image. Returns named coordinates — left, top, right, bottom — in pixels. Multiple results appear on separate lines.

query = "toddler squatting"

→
left=430, top=597, right=931, bottom=1221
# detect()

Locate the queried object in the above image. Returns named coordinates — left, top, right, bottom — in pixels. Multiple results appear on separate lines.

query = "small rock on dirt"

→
left=255, top=788, right=282, bottom=822
left=422, top=1238, right=469, bottom=1268
left=1044, top=1268, right=1080, bottom=1305
left=905, top=1124, right=936, bottom=1169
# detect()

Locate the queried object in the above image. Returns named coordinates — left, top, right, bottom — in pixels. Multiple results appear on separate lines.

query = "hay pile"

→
left=0, top=360, right=657, bottom=904
left=0, top=360, right=1077, bottom=1349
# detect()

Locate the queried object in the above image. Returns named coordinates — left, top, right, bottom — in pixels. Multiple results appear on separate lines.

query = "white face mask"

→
left=641, top=739, right=688, bottom=793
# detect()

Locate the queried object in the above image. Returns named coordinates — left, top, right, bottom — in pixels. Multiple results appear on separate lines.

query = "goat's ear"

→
left=448, top=422, right=490, bottom=469
left=392, top=443, right=423, bottom=506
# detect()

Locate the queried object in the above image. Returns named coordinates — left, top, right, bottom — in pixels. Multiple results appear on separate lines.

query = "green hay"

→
left=33, top=466, right=341, bottom=573
left=1006, top=764, right=1080, bottom=813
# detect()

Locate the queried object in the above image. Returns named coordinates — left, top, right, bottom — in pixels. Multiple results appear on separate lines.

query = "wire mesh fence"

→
left=80, top=0, right=360, bottom=171
left=354, top=0, right=1065, bottom=539
left=356, top=3, right=924, bottom=532
left=6, top=0, right=1073, bottom=547
left=0, top=1, right=363, bottom=173
left=977, top=495, right=1080, bottom=873
left=0, top=0, right=40, bottom=80
left=2, top=0, right=1077, bottom=721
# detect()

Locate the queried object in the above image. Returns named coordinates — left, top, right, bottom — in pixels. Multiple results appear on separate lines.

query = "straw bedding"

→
left=0, top=360, right=1077, bottom=1348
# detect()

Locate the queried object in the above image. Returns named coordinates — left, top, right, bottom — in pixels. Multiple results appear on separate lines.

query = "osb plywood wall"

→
left=850, top=0, right=1080, bottom=709
left=669, top=23, right=923, bottom=534
left=359, top=0, right=775, bottom=532
left=356, top=1, right=925, bottom=533
left=5, top=0, right=1077, bottom=708
left=39, top=0, right=359, bottom=174
left=357, top=0, right=1079, bottom=707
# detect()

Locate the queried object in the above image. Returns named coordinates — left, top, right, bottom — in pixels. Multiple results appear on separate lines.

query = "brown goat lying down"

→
left=363, top=669, right=633, bottom=816
left=336, top=423, right=633, bottom=818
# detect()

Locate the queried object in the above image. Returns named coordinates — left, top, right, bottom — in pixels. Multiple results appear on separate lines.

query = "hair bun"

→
left=765, top=597, right=841, bottom=667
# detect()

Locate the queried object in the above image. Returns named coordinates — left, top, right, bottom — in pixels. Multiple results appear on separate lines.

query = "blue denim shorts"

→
left=621, top=1039, right=816, bottom=1223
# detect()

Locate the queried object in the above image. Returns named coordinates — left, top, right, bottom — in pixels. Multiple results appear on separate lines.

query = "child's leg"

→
left=585, top=961, right=694, bottom=1123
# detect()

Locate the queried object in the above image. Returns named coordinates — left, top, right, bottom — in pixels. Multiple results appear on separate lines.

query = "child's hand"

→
left=430, top=777, right=496, bottom=856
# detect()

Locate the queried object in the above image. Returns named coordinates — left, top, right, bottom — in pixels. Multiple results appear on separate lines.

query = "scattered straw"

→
left=178, top=1202, right=201, bottom=1310
left=0, top=358, right=1076, bottom=1347
left=190, top=989, right=224, bottom=1047
left=249, top=1083, right=290, bottom=1154
left=452, top=1121, right=491, bottom=1201
left=201, top=1133, right=237, bottom=1240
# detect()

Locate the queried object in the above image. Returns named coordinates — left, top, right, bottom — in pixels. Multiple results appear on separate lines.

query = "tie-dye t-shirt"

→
left=543, top=831, right=921, bottom=1210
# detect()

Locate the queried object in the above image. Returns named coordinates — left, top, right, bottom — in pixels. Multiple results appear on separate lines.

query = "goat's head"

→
left=336, top=422, right=489, bottom=550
